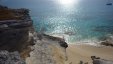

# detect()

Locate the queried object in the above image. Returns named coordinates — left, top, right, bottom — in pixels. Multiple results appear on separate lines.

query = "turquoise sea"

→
left=1, top=0, right=113, bottom=43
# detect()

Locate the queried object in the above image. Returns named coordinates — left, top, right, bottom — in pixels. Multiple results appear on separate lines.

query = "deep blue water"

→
left=1, top=0, right=113, bottom=43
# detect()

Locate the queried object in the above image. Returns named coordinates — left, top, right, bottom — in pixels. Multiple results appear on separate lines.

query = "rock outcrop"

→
left=0, top=5, right=34, bottom=59
left=0, top=50, right=25, bottom=64
left=43, top=34, right=68, bottom=48
left=100, top=35, right=113, bottom=46
left=0, top=5, right=68, bottom=64
left=91, top=56, right=113, bottom=64
left=26, top=33, right=68, bottom=64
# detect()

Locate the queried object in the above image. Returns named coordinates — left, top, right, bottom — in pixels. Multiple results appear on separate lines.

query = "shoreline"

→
left=47, top=34, right=113, bottom=64
left=66, top=44, right=113, bottom=64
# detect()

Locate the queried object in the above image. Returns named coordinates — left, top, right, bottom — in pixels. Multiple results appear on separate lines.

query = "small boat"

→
left=106, top=3, right=112, bottom=5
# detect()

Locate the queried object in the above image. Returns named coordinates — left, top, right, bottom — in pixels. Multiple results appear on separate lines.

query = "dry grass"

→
left=0, top=9, right=22, bottom=20
left=20, top=46, right=31, bottom=59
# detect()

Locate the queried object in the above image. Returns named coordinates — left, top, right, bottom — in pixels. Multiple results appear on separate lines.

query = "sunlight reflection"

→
left=58, top=0, right=78, bottom=5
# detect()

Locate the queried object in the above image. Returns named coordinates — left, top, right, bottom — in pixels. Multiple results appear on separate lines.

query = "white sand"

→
left=66, top=44, right=113, bottom=64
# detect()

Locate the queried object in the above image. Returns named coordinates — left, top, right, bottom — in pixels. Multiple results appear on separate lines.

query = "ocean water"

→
left=1, top=0, right=113, bottom=43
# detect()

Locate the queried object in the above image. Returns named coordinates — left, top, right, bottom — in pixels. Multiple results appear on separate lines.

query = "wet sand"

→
left=66, top=44, right=113, bottom=64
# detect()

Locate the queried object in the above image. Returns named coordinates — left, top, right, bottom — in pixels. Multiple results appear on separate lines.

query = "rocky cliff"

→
left=0, top=5, right=34, bottom=59
left=0, top=5, right=68, bottom=64
left=26, top=33, right=68, bottom=64
left=0, top=50, right=25, bottom=64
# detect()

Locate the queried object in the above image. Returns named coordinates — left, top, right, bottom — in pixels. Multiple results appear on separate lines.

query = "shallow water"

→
left=1, top=0, right=113, bottom=43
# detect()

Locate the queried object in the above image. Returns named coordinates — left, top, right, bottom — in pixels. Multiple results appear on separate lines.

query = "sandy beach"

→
left=66, top=44, right=113, bottom=64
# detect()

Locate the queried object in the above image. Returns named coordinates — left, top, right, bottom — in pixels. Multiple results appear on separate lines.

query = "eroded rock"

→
left=0, top=50, right=25, bottom=64
left=26, top=33, right=68, bottom=64
left=101, top=35, right=113, bottom=46
left=91, top=56, right=113, bottom=64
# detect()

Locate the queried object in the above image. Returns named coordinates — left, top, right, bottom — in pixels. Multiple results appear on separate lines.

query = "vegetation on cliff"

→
left=0, top=5, right=29, bottom=20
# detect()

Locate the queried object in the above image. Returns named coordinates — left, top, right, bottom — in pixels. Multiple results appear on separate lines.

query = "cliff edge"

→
left=0, top=5, right=68, bottom=64
left=0, top=5, right=34, bottom=59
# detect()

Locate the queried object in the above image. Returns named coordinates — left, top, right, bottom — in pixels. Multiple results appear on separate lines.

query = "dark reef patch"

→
left=93, top=26, right=113, bottom=33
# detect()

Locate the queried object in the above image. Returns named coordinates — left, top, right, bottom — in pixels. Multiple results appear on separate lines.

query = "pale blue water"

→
left=1, top=0, right=113, bottom=43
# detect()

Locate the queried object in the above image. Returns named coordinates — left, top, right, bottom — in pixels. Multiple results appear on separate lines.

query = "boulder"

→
left=58, top=41, right=68, bottom=48
left=101, top=35, right=113, bottom=46
left=91, top=56, right=113, bottom=64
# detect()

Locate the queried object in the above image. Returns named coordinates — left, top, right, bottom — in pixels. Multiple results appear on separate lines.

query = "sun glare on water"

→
left=58, top=0, right=78, bottom=5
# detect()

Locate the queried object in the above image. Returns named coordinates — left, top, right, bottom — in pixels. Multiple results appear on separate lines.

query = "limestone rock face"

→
left=0, top=28, right=29, bottom=51
left=0, top=50, right=25, bottom=64
left=26, top=33, right=68, bottom=64
left=0, top=6, right=32, bottom=50
left=0, top=5, right=68, bottom=64
left=0, top=5, right=33, bottom=58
